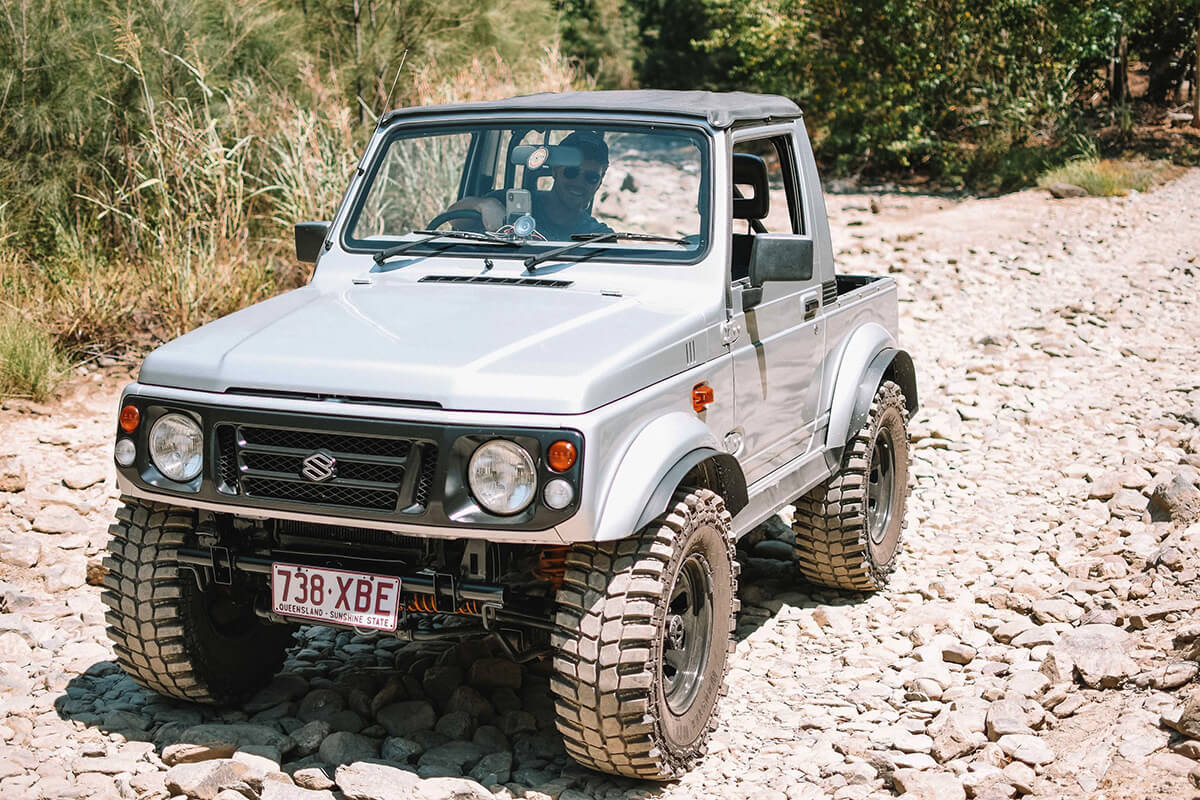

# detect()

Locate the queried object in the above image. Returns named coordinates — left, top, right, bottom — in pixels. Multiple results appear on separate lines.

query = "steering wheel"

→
left=426, top=208, right=485, bottom=233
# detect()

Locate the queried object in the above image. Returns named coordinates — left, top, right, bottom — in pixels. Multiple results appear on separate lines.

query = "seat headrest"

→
left=732, top=153, right=769, bottom=220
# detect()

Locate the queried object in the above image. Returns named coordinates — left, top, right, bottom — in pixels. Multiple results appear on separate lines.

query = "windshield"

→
left=343, top=121, right=710, bottom=263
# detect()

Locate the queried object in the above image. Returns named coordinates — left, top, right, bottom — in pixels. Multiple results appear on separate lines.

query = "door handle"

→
left=803, top=296, right=819, bottom=320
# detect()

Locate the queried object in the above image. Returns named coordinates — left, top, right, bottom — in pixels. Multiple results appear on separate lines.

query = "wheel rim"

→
left=661, top=553, right=714, bottom=716
left=867, top=427, right=895, bottom=545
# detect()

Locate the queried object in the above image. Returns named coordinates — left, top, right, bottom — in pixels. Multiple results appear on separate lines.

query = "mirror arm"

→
left=741, top=287, right=763, bottom=311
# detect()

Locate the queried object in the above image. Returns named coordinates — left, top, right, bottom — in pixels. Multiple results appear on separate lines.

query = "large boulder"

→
left=1149, top=476, right=1200, bottom=526
left=0, top=456, right=26, bottom=492
left=164, top=759, right=249, bottom=800
left=1042, top=624, right=1137, bottom=689
left=892, top=769, right=966, bottom=800
left=177, top=723, right=293, bottom=753
left=1163, top=690, right=1200, bottom=739
left=466, top=658, right=521, bottom=691
left=318, top=732, right=379, bottom=765
left=1047, top=182, right=1087, bottom=199
left=378, top=701, right=436, bottom=737
left=335, top=762, right=421, bottom=800
left=260, top=783, right=337, bottom=800
left=927, top=708, right=978, bottom=762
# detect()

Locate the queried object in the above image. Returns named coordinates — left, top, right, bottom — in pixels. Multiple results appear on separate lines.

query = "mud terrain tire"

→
left=550, top=489, right=738, bottom=780
left=102, top=499, right=294, bottom=704
left=793, top=380, right=910, bottom=590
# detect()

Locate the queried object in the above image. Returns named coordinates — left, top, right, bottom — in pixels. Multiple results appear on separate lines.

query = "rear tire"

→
left=550, top=489, right=737, bottom=780
left=793, top=380, right=910, bottom=590
left=102, top=499, right=295, bottom=704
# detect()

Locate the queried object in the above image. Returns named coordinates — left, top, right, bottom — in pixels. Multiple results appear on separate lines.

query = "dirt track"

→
left=0, top=172, right=1198, bottom=799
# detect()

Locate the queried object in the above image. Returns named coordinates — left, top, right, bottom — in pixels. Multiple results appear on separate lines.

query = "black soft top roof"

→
left=380, top=90, right=802, bottom=129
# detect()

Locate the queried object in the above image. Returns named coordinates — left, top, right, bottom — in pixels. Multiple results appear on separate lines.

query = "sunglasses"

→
left=562, top=166, right=605, bottom=184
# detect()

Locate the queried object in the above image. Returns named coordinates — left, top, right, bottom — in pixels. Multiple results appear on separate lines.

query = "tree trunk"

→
left=1111, top=34, right=1130, bottom=105
left=354, top=0, right=364, bottom=124
left=1193, top=16, right=1199, bottom=128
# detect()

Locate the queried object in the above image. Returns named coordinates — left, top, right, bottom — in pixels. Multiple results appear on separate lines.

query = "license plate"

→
left=271, top=563, right=401, bottom=631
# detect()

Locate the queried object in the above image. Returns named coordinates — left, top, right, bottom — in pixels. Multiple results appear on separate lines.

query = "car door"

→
left=727, top=130, right=826, bottom=486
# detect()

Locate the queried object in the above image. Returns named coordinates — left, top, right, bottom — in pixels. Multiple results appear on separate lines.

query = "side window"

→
left=732, top=137, right=801, bottom=235
left=730, top=135, right=804, bottom=281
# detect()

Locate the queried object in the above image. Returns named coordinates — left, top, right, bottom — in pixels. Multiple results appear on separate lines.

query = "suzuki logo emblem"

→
left=301, top=450, right=337, bottom=482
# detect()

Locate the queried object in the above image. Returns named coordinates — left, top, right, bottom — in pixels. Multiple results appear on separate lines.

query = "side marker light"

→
left=692, top=383, right=714, bottom=413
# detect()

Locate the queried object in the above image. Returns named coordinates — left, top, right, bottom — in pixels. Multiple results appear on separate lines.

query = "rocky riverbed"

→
left=0, top=171, right=1198, bottom=800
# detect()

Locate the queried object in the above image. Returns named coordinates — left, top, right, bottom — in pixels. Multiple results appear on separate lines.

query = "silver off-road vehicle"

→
left=103, top=91, right=917, bottom=780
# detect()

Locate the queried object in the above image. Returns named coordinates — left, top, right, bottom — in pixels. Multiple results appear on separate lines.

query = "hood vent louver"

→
left=419, top=275, right=573, bottom=289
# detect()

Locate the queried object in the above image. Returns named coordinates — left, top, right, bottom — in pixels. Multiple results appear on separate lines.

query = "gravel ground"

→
left=0, top=171, right=1198, bottom=800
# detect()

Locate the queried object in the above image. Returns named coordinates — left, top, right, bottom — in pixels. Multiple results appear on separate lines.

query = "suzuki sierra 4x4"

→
left=103, top=90, right=918, bottom=780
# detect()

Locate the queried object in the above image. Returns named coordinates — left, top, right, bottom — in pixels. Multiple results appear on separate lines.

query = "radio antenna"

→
left=385, top=50, right=409, bottom=112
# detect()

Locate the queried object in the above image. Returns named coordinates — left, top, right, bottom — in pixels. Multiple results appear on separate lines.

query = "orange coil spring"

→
left=407, top=595, right=439, bottom=613
left=405, top=595, right=481, bottom=615
left=535, top=546, right=569, bottom=589
left=457, top=599, right=480, bottom=615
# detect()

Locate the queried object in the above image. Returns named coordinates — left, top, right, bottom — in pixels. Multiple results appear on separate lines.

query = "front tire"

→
left=102, top=500, right=295, bottom=704
left=550, top=489, right=738, bottom=780
left=793, top=380, right=911, bottom=590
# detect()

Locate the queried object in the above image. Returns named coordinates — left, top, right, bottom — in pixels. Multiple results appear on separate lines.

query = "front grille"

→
left=216, top=423, right=433, bottom=515
left=415, top=452, right=437, bottom=508
left=216, top=425, right=240, bottom=493
left=240, top=426, right=412, bottom=459
left=243, top=477, right=398, bottom=511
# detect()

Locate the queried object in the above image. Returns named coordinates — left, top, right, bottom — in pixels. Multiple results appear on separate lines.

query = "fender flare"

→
left=632, top=447, right=749, bottom=532
left=594, top=412, right=737, bottom=542
left=826, top=337, right=919, bottom=467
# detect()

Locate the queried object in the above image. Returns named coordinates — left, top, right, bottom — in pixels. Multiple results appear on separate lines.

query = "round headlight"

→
left=468, top=440, right=536, bottom=515
left=148, top=413, right=203, bottom=482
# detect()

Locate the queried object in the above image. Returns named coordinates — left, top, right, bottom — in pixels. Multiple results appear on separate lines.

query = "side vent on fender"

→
left=684, top=338, right=698, bottom=366
left=822, top=280, right=838, bottom=306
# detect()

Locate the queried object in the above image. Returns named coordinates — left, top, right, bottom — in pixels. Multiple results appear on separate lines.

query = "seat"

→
left=731, top=153, right=769, bottom=281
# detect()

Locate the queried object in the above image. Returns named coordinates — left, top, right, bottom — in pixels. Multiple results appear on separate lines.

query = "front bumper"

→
left=115, top=394, right=583, bottom=543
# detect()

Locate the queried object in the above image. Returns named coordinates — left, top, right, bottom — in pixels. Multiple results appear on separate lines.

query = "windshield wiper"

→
left=523, top=231, right=691, bottom=270
left=373, top=230, right=519, bottom=264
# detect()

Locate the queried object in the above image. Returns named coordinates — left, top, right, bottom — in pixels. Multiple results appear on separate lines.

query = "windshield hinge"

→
left=721, top=321, right=741, bottom=346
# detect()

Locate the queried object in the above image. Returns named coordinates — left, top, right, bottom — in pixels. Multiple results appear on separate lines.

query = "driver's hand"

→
left=445, top=197, right=504, bottom=232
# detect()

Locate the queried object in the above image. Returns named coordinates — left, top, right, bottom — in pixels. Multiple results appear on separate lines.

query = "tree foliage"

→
left=690, top=0, right=1164, bottom=176
left=554, top=0, right=639, bottom=87
left=610, top=0, right=1200, bottom=178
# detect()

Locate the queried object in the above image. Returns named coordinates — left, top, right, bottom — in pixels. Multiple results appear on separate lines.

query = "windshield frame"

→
left=339, top=113, right=714, bottom=266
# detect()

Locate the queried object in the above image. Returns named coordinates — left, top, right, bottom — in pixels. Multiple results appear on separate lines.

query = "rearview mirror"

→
left=749, top=235, right=814, bottom=288
left=510, top=144, right=583, bottom=168
left=295, top=221, right=330, bottom=263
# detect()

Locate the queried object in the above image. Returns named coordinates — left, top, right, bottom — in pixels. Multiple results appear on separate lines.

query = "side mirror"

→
left=295, top=221, right=330, bottom=263
left=749, top=234, right=814, bottom=288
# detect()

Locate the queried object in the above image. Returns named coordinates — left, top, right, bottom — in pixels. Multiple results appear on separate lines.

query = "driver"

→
left=444, top=130, right=613, bottom=241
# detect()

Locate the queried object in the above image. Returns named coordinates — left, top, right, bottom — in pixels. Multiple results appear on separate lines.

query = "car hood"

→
left=138, top=283, right=706, bottom=414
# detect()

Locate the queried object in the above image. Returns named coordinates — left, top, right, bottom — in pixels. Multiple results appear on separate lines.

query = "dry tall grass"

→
left=0, top=40, right=581, bottom=399
left=1038, top=158, right=1183, bottom=197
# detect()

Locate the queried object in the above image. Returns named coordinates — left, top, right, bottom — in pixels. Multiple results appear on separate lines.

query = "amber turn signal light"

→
left=692, top=383, right=714, bottom=413
left=119, top=404, right=141, bottom=433
left=547, top=441, right=577, bottom=472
